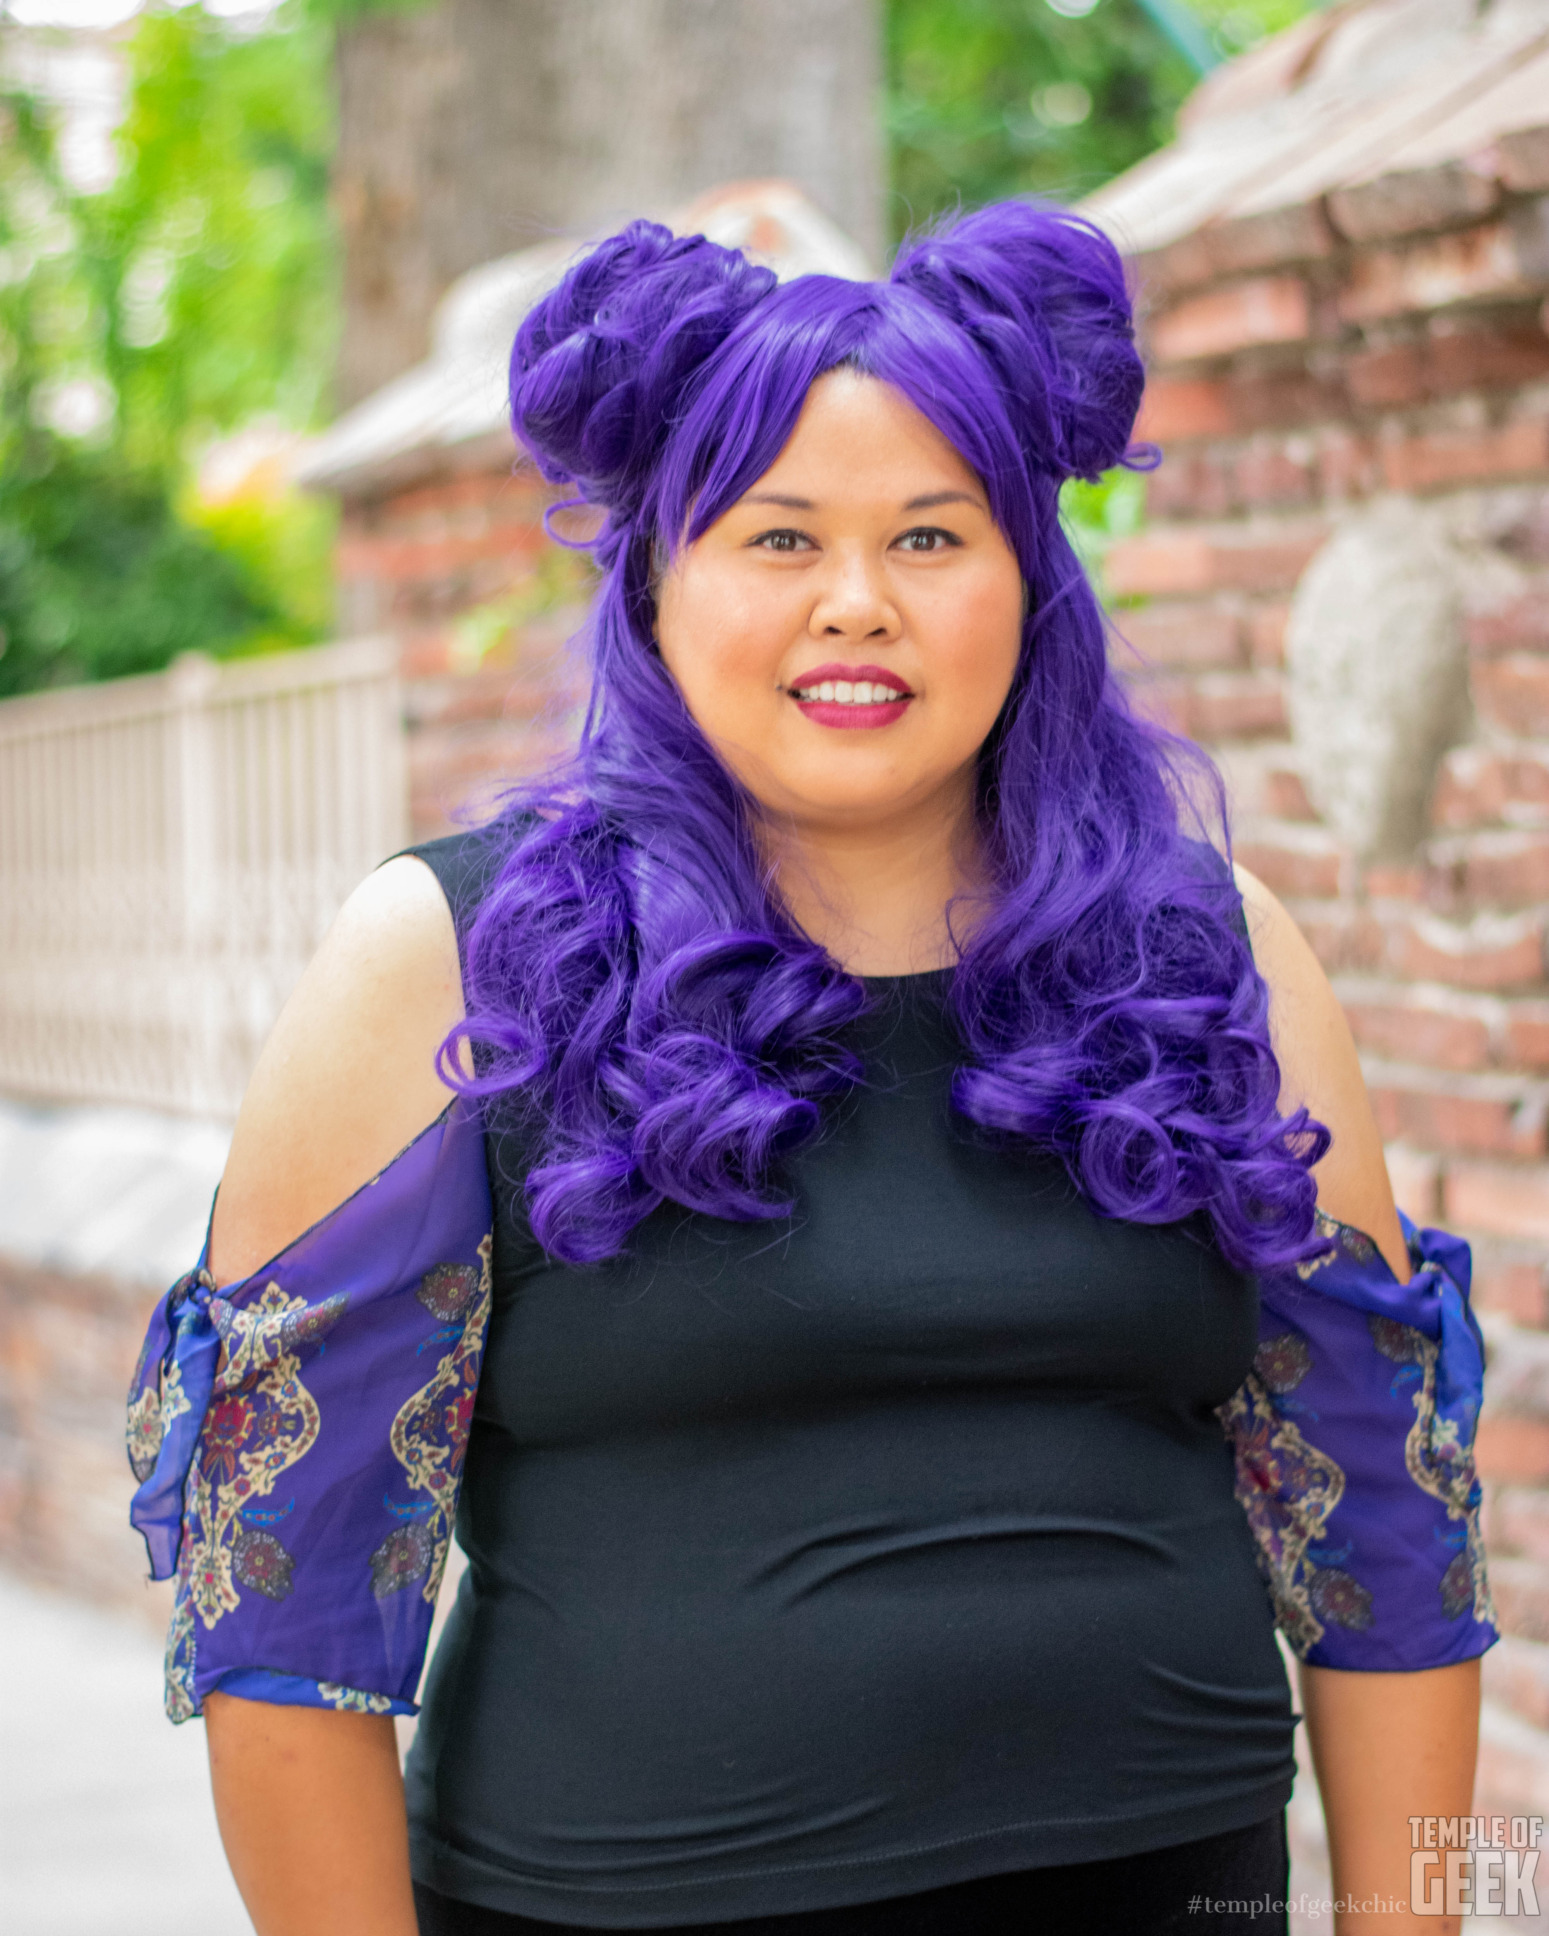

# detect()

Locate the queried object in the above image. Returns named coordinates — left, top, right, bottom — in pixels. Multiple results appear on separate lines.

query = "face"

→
left=654, top=370, right=1025, bottom=841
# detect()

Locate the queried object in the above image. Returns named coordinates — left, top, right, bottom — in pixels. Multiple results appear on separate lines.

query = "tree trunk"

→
left=333, top=0, right=882, bottom=408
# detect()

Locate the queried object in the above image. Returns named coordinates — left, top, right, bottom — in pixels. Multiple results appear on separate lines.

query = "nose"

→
left=807, top=546, right=901, bottom=642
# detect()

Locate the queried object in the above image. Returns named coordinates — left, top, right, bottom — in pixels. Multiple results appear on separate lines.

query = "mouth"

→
left=783, top=662, right=914, bottom=730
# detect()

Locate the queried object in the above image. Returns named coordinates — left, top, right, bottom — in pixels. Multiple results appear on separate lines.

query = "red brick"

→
left=1467, top=592, right=1549, bottom=658
left=1474, top=1249, right=1549, bottom=1327
left=1133, top=366, right=1347, bottom=441
left=1346, top=342, right=1429, bottom=410
left=1145, top=450, right=1236, bottom=521
left=1148, top=277, right=1312, bottom=365
left=1492, top=488, right=1549, bottom=564
left=1509, top=1004, right=1549, bottom=1075
left=1132, top=204, right=1337, bottom=300
left=337, top=524, right=551, bottom=584
left=1329, top=161, right=1501, bottom=246
left=1111, top=603, right=1243, bottom=670
left=1448, top=1160, right=1549, bottom=1242
left=1381, top=418, right=1549, bottom=495
left=1475, top=656, right=1549, bottom=737
left=1339, top=222, right=1538, bottom=325
left=1487, top=1553, right=1549, bottom=1636
left=1262, top=764, right=1315, bottom=820
left=1122, top=675, right=1188, bottom=737
left=1364, top=1067, right=1546, bottom=1159
left=365, top=466, right=545, bottom=526
left=1474, top=1703, right=1549, bottom=1817
left=1489, top=1490, right=1549, bottom=1565
left=1234, top=826, right=1346, bottom=898
left=1183, top=671, right=1287, bottom=742
left=1106, top=526, right=1324, bottom=599
left=1432, top=748, right=1505, bottom=830
left=1364, top=863, right=1423, bottom=901
left=1398, top=912, right=1547, bottom=991
left=1433, top=748, right=1549, bottom=833
left=1107, top=532, right=1217, bottom=598
left=1384, top=1141, right=1442, bottom=1223
left=1500, top=129, right=1549, bottom=196
left=1232, top=370, right=1347, bottom=434
left=1340, top=985, right=1494, bottom=1073
left=1429, top=322, right=1549, bottom=400
left=1429, top=831, right=1549, bottom=913
left=1234, top=443, right=1317, bottom=509
left=1481, top=1632, right=1549, bottom=1735
left=1135, top=376, right=1236, bottom=443
left=1316, top=425, right=1383, bottom=499
left=1246, top=603, right=1289, bottom=669
left=1289, top=900, right=1388, bottom=974
left=1200, top=202, right=1339, bottom=279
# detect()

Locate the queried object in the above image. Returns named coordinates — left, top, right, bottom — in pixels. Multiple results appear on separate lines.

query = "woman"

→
left=128, top=205, right=1493, bottom=1936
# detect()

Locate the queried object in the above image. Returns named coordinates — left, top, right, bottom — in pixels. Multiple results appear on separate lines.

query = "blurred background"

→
left=4, top=0, right=1549, bottom=1927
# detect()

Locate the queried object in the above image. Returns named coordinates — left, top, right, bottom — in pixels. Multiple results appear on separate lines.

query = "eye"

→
left=751, top=528, right=815, bottom=554
left=894, top=526, right=962, bottom=554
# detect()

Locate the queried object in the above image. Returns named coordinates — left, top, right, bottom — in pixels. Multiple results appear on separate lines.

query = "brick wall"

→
left=1116, top=156, right=1549, bottom=1820
left=336, top=464, right=591, bottom=837
left=0, top=1251, right=170, bottom=1628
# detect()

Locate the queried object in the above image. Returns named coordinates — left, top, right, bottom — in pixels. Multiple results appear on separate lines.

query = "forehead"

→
left=738, top=369, right=983, bottom=502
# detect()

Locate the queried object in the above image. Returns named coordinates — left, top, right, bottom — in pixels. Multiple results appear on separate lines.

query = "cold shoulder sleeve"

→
left=1219, top=1210, right=1498, bottom=1672
left=125, top=1097, right=492, bottom=1721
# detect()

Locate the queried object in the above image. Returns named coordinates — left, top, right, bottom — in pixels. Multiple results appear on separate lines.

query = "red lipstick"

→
left=783, top=662, right=914, bottom=731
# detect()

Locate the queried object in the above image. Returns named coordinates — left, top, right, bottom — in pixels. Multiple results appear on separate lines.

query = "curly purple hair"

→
left=443, top=201, right=1328, bottom=1270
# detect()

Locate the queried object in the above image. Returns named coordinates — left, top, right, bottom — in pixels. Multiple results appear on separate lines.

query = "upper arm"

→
left=209, top=855, right=466, bottom=1286
left=1233, top=861, right=1408, bottom=1279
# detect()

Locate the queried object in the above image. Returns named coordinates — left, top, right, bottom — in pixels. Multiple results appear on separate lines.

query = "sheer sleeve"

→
left=125, top=1097, right=493, bottom=1722
left=1219, top=1209, right=1498, bottom=1672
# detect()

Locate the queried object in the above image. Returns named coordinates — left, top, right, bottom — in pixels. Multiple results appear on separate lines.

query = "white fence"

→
left=0, top=638, right=407, bottom=1119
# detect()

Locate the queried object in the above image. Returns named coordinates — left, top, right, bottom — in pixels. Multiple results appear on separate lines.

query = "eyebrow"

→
left=739, top=489, right=987, bottom=513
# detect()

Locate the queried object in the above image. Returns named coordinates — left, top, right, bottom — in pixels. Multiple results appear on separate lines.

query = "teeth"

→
left=792, top=680, right=908, bottom=704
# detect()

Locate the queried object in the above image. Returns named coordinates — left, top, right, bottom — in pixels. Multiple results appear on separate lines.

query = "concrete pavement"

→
left=0, top=1568, right=249, bottom=1935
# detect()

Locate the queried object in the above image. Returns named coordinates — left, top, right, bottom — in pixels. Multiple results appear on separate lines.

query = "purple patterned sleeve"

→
left=1220, top=1209, right=1498, bottom=1672
left=125, top=1098, right=492, bottom=1721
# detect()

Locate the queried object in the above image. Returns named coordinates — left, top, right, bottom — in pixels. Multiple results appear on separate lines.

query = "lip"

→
left=784, top=661, right=915, bottom=731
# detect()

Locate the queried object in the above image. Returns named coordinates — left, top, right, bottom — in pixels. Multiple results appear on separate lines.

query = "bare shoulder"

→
left=209, top=855, right=466, bottom=1285
left=1233, top=862, right=1408, bottom=1276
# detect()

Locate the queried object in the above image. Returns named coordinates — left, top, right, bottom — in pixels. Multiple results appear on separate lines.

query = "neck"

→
left=761, top=785, right=985, bottom=977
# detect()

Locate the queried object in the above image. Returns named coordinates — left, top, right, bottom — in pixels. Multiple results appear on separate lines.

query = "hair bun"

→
left=890, top=203, right=1145, bottom=482
left=510, top=220, right=777, bottom=518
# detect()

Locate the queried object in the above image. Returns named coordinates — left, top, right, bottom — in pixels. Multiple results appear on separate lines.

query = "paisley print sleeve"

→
left=125, top=1098, right=493, bottom=1722
left=1219, top=1209, right=1499, bottom=1672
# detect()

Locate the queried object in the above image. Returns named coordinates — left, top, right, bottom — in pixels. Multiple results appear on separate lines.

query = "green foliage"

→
left=92, top=1, right=338, bottom=472
left=0, top=1, right=337, bottom=693
left=886, top=0, right=1312, bottom=234
left=1062, top=465, right=1148, bottom=602
left=887, top=0, right=1193, bottom=230
left=0, top=437, right=286, bottom=694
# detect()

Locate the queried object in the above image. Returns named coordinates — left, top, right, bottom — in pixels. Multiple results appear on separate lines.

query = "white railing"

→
left=0, top=638, right=407, bottom=1119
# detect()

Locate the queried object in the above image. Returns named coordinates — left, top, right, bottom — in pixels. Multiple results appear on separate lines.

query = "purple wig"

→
left=446, top=202, right=1328, bottom=1271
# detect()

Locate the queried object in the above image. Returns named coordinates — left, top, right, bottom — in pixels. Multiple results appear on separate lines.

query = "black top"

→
left=402, top=829, right=1295, bottom=1928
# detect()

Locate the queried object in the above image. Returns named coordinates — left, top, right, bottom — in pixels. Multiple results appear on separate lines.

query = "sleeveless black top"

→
left=403, top=830, right=1296, bottom=1926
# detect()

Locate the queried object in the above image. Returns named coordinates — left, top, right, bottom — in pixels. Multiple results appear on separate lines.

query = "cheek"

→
left=927, top=574, right=1025, bottom=725
left=658, top=568, right=788, bottom=722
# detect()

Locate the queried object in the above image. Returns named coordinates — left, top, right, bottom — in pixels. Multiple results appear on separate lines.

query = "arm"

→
left=203, top=854, right=466, bottom=1936
left=1236, top=864, right=1481, bottom=1936
left=1299, top=1656, right=1479, bottom=1936
left=206, top=1697, right=417, bottom=1936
